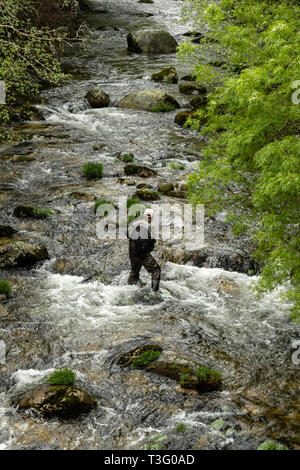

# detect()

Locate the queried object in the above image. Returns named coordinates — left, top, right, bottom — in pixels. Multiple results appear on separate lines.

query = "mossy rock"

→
left=0, top=241, right=49, bottom=268
left=127, top=30, right=178, bottom=54
left=189, top=94, right=208, bottom=110
left=158, top=182, right=174, bottom=194
left=124, top=164, right=157, bottom=178
left=17, top=385, right=97, bottom=419
left=175, top=111, right=197, bottom=127
left=69, top=191, right=96, bottom=202
left=166, top=191, right=187, bottom=199
left=133, top=189, right=160, bottom=201
left=151, top=66, right=178, bottom=84
left=14, top=205, right=57, bottom=219
left=118, top=344, right=163, bottom=368
left=147, top=361, right=222, bottom=393
left=118, top=90, right=180, bottom=112
left=85, top=87, right=110, bottom=108
left=179, top=82, right=207, bottom=96
left=0, top=226, right=17, bottom=238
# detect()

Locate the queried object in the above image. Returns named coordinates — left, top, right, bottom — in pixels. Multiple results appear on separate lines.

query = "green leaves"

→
left=181, top=0, right=300, bottom=321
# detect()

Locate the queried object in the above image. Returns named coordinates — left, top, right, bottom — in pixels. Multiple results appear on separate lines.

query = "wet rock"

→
left=179, top=82, right=207, bottom=96
left=0, top=241, right=49, bottom=268
left=189, top=95, right=208, bottom=110
left=69, top=191, right=97, bottom=201
left=180, top=74, right=196, bottom=82
left=8, top=105, right=44, bottom=123
left=127, top=30, right=178, bottom=54
left=85, top=87, right=110, bottom=108
left=78, top=0, right=93, bottom=11
left=133, top=189, right=160, bottom=201
left=118, top=345, right=163, bottom=368
left=158, top=182, right=174, bottom=194
left=166, top=191, right=187, bottom=199
left=14, top=205, right=57, bottom=219
left=0, top=226, right=17, bottom=238
left=151, top=67, right=178, bottom=84
left=147, top=362, right=222, bottom=393
left=17, top=385, right=97, bottom=419
left=175, top=110, right=197, bottom=127
left=124, top=163, right=157, bottom=178
left=11, top=154, right=35, bottom=163
left=118, top=90, right=180, bottom=112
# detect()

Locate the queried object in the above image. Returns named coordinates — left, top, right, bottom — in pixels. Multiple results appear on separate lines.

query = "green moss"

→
left=94, top=199, right=114, bottom=214
left=150, top=102, right=177, bottom=113
left=33, top=207, right=57, bottom=218
left=179, top=373, right=198, bottom=388
left=257, top=441, right=288, bottom=450
left=117, top=153, right=134, bottom=163
left=46, top=368, right=76, bottom=386
left=196, top=366, right=222, bottom=383
left=0, top=280, right=12, bottom=297
left=131, top=349, right=162, bottom=368
left=175, top=423, right=187, bottom=433
left=167, top=162, right=185, bottom=170
left=118, top=344, right=163, bottom=367
left=210, top=418, right=225, bottom=431
left=82, top=162, right=103, bottom=180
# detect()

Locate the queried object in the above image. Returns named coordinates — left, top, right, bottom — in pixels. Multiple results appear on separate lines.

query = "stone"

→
left=118, top=90, right=180, bottom=112
left=127, top=30, right=178, bottom=54
left=124, top=164, right=157, bottom=178
left=17, top=385, right=97, bottom=419
left=85, top=87, right=110, bottom=108
left=151, top=66, right=178, bottom=84
left=179, top=82, right=207, bottom=96
left=0, top=226, right=17, bottom=238
left=158, top=182, right=174, bottom=194
left=133, top=189, right=160, bottom=201
left=0, top=241, right=49, bottom=268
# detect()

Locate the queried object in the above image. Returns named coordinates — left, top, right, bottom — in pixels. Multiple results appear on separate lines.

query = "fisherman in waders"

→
left=128, top=208, right=161, bottom=292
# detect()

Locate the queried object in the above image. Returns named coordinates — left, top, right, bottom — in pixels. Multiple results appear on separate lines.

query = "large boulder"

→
left=127, top=30, right=178, bottom=54
left=17, top=385, right=97, bottom=419
left=118, top=90, right=180, bottom=112
left=0, top=241, right=49, bottom=268
left=85, top=87, right=110, bottom=108
left=133, top=189, right=160, bottom=201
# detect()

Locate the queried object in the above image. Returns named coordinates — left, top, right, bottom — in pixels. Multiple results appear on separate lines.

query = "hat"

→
left=144, top=208, right=154, bottom=218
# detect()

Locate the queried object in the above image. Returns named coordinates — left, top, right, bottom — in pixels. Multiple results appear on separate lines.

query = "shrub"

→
left=150, top=102, right=177, bottom=113
left=0, top=280, right=12, bottom=297
left=46, top=368, right=76, bottom=386
left=196, top=366, right=222, bottom=383
left=82, top=163, right=103, bottom=180
left=117, top=153, right=134, bottom=163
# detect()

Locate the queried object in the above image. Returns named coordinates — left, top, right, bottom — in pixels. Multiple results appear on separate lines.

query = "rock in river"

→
left=85, top=87, right=110, bottom=108
left=127, top=30, right=178, bottom=54
left=118, top=90, right=180, bottom=112
left=17, top=385, right=97, bottom=419
left=0, top=241, right=49, bottom=268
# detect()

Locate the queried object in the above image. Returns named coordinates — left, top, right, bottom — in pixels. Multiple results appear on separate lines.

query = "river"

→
left=0, top=0, right=299, bottom=450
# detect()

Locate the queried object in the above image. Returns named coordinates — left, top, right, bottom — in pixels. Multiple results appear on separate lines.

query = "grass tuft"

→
left=46, top=368, right=76, bottom=386
left=82, top=162, right=103, bottom=180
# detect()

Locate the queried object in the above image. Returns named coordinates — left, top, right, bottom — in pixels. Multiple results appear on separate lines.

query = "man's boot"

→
left=151, top=279, right=160, bottom=292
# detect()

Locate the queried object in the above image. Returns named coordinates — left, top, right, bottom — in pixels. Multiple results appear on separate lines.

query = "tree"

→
left=179, top=0, right=300, bottom=322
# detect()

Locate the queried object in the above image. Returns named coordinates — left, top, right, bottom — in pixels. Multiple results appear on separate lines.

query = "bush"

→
left=150, top=102, right=177, bottom=113
left=175, top=423, right=187, bottom=433
left=117, top=153, right=134, bottom=163
left=196, top=366, right=222, bottom=383
left=82, top=163, right=103, bottom=180
left=0, top=280, right=12, bottom=297
left=46, top=368, right=76, bottom=386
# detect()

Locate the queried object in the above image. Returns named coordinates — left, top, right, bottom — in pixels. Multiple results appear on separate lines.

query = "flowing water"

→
left=0, top=0, right=299, bottom=450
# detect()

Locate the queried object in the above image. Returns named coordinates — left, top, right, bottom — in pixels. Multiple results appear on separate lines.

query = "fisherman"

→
left=128, top=208, right=161, bottom=291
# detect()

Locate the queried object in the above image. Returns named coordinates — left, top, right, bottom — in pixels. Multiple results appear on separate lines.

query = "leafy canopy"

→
left=179, top=0, right=300, bottom=322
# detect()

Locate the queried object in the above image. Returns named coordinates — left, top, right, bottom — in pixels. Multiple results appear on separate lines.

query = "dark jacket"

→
left=128, top=220, right=156, bottom=258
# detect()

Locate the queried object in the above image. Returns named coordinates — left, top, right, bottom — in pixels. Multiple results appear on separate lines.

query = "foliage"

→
left=82, top=162, right=103, bottom=180
left=0, top=0, right=84, bottom=142
left=210, top=418, right=225, bottom=431
left=180, top=0, right=300, bottom=321
left=117, top=153, right=135, bottom=163
left=150, top=102, right=177, bottom=113
left=257, top=440, right=288, bottom=450
left=46, top=368, right=76, bottom=386
left=0, top=280, right=12, bottom=297
left=33, top=207, right=57, bottom=218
